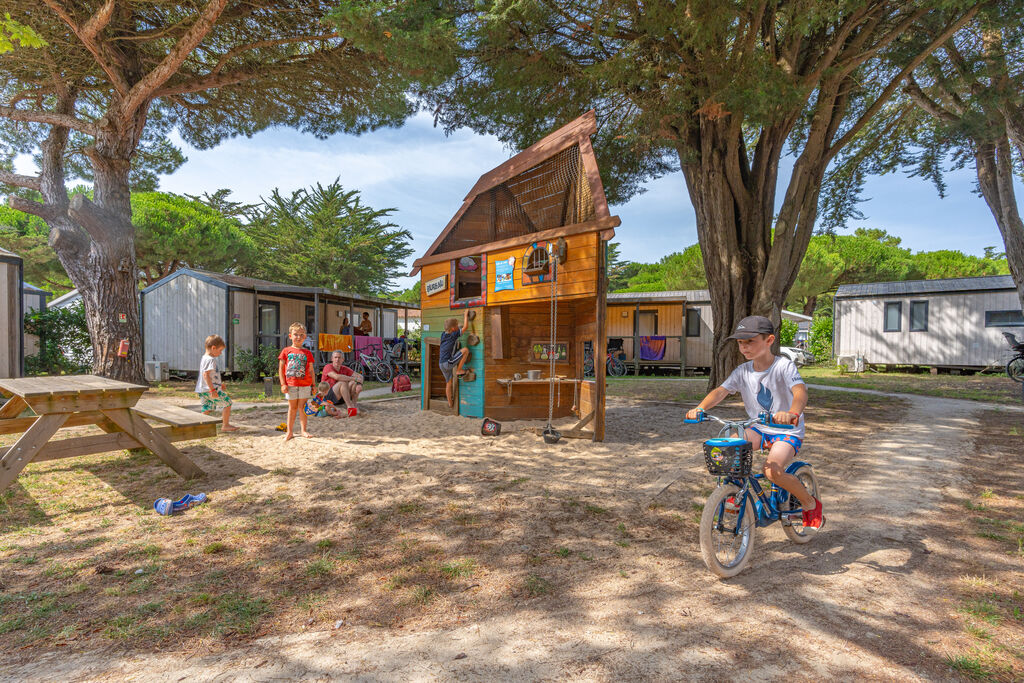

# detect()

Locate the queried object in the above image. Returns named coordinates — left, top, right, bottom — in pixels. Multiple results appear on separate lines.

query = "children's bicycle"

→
left=1003, top=332, right=1024, bottom=383
left=684, top=410, right=820, bottom=578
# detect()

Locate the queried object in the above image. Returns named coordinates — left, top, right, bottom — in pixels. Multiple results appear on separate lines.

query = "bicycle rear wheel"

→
left=607, top=357, right=627, bottom=377
left=374, top=362, right=394, bottom=383
left=781, top=465, right=819, bottom=544
left=1008, top=355, right=1024, bottom=383
left=699, top=483, right=756, bottom=578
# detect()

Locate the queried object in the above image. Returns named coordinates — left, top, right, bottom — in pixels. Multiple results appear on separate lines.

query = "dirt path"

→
left=1, top=393, right=990, bottom=681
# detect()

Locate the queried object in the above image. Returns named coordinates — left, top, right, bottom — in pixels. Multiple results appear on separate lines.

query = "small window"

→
left=454, top=255, right=482, bottom=301
left=884, top=301, right=902, bottom=332
left=910, top=300, right=928, bottom=332
left=985, top=310, right=1024, bottom=327
left=685, top=308, right=701, bottom=337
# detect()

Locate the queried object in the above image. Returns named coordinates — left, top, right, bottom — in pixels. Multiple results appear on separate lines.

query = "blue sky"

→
left=19, top=111, right=1013, bottom=291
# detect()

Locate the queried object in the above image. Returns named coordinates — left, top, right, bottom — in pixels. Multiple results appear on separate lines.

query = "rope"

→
left=546, top=243, right=558, bottom=431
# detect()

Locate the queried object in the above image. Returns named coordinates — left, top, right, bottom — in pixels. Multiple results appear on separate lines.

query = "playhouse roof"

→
left=411, top=110, right=618, bottom=275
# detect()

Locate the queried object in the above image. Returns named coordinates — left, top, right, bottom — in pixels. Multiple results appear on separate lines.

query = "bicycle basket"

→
left=703, top=438, right=752, bottom=477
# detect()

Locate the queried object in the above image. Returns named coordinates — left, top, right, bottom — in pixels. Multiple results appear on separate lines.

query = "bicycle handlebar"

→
left=684, top=409, right=795, bottom=430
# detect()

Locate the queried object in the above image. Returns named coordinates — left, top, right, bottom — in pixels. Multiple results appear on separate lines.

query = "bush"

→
left=23, top=306, right=92, bottom=375
left=778, top=319, right=798, bottom=346
left=808, top=315, right=833, bottom=362
left=234, top=344, right=278, bottom=382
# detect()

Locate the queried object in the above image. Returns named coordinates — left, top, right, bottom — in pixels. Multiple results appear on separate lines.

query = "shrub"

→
left=234, top=344, right=279, bottom=382
left=778, top=319, right=798, bottom=346
left=808, top=315, right=833, bottom=362
left=23, top=305, right=92, bottom=375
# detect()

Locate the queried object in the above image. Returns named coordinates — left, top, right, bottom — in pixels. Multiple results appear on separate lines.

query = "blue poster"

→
left=495, top=256, right=515, bottom=292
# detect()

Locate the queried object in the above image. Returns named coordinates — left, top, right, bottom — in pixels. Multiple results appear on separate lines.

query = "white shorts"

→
left=285, top=386, right=312, bottom=401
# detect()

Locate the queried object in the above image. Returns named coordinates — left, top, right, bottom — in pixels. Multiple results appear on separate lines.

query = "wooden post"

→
left=0, top=413, right=68, bottom=491
left=680, top=299, right=686, bottom=377
left=594, top=239, right=607, bottom=442
left=101, top=408, right=204, bottom=480
left=634, top=303, right=641, bottom=377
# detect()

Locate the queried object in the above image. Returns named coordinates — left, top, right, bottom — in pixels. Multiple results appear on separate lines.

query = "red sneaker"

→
left=802, top=497, right=824, bottom=529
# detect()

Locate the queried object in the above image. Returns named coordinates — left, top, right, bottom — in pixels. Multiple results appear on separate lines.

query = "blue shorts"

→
left=750, top=426, right=802, bottom=454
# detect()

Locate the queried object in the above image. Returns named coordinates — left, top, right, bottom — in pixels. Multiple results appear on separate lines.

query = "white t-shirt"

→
left=195, top=353, right=222, bottom=393
left=720, top=356, right=805, bottom=439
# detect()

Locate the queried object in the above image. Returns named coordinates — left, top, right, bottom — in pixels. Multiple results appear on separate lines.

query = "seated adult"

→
left=321, top=351, right=363, bottom=416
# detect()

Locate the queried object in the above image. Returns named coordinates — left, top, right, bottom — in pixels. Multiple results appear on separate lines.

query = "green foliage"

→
left=0, top=204, right=72, bottom=293
left=620, top=245, right=707, bottom=292
left=394, top=281, right=420, bottom=305
left=909, top=250, right=1009, bottom=280
left=131, top=192, right=252, bottom=285
left=778, top=319, right=798, bottom=347
left=23, top=306, right=91, bottom=375
left=606, top=242, right=641, bottom=292
left=242, top=180, right=413, bottom=294
left=0, top=13, right=46, bottom=53
left=234, top=345, right=279, bottom=383
left=808, top=316, right=834, bottom=363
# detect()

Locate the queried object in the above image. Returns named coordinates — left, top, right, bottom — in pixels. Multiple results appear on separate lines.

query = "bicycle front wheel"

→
left=782, top=465, right=819, bottom=544
left=607, top=357, right=627, bottom=377
left=1008, top=355, right=1024, bottom=383
left=699, top=483, right=756, bottom=578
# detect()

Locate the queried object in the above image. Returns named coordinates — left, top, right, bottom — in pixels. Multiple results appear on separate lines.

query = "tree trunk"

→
left=975, top=136, right=1024, bottom=312
left=802, top=296, right=818, bottom=317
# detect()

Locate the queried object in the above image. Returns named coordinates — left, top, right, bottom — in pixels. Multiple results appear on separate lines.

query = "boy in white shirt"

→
left=686, top=316, right=823, bottom=529
left=196, top=334, right=238, bottom=432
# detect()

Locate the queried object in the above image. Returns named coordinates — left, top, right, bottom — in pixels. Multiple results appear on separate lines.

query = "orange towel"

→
left=318, top=334, right=353, bottom=352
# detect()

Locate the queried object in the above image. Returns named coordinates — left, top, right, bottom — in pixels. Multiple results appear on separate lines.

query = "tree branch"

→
left=41, top=0, right=130, bottom=96
left=0, top=105, right=99, bottom=135
left=825, top=4, right=980, bottom=162
left=80, top=0, right=115, bottom=42
left=154, top=69, right=260, bottom=97
left=0, top=171, right=42, bottom=191
left=211, top=34, right=339, bottom=75
left=117, top=0, right=230, bottom=120
left=7, top=196, right=58, bottom=222
left=904, top=74, right=959, bottom=124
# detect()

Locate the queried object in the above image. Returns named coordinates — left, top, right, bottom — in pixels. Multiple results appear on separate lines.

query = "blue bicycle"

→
left=684, top=410, right=820, bottom=578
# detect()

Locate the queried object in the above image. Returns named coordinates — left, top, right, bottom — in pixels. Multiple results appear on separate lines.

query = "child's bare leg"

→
left=446, top=377, right=455, bottom=408
left=763, top=442, right=814, bottom=508
left=454, top=347, right=470, bottom=375
left=284, top=401, right=298, bottom=440
left=221, top=405, right=238, bottom=431
left=299, top=405, right=311, bottom=437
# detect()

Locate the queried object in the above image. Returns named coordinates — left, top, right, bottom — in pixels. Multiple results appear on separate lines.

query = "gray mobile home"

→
left=834, top=275, right=1023, bottom=369
left=0, top=247, right=24, bottom=378
left=140, top=269, right=418, bottom=374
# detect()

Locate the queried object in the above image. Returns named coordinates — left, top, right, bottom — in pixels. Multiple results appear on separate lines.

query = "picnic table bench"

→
left=0, top=375, right=218, bottom=492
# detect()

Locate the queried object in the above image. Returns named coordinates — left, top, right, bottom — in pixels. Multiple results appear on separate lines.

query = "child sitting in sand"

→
left=305, top=382, right=344, bottom=419
left=195, top=334, right=238, bottom=432
left=278, top=322, right=315, bottom=440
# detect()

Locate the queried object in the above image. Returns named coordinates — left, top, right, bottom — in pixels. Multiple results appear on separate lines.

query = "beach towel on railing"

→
left=318, top=334, right=353, bottom=352
left=639, top=336, right=667, bottom=360
left=354, top=335, right=383, bottom=359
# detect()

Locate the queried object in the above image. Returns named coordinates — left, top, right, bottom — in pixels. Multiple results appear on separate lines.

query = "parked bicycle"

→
left=1003, top=332, right=1024, bottom=383
left=684, top=410, right=820, bottom=578
left=345, top=343, right=394, bottom=383
left=583, top=345, right=627, bottom=377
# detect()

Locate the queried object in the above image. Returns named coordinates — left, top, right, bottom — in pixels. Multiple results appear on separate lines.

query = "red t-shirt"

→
left=278, top=346, right=315, bottom=387
left=321, top=362, right=354, bottom=389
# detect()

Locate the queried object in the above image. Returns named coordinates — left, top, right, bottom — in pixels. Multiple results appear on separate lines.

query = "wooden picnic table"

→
left=0, top=375, right=218, bottom=492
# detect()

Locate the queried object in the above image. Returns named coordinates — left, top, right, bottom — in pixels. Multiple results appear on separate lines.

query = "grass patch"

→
left=410, top=586, right=433, bottom=605
left=960, top=599, right=1002, bottom=626
left=202, top=542, right=228, bottom=555
left=524, top=574, right=552, bottom=597
left=493, top=477, right=529, bottom=493
left=553, top=547, right=571, bottom=558
left=315, top=539, right=333, bottom=551
left=584, top=504, right=607, bottom=515
left=214, top=593, right=270, bottom=634
left=440, top=559, right=476, bottom=579
left=304, top=557, right=335, bottom=578
left=945, top=654, right=996, bottom=679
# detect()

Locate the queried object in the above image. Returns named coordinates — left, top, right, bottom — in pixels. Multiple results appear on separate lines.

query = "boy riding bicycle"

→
left=686, top=315, right=824, bottom=529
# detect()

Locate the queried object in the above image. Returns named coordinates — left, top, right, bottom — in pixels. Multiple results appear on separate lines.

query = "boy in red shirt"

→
left=278, top=322, right=315, bottom=440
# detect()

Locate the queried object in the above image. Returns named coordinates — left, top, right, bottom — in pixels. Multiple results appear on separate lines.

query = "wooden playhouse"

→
left=411, top=111, right=620, bottom=441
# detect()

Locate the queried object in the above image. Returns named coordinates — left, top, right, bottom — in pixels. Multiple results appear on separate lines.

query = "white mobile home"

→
left=834, top=275, right=1023, bottom=369
left=140, top=269, right=418, bottom=374
left=49, top=288, right=82, bottom=310
left=606, top=290, right=812, bottom=373
left=0, top=248, right=24, bottom=378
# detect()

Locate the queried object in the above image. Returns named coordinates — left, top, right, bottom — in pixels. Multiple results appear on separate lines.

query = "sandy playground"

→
left=1, top=387, right=1022, bottom=680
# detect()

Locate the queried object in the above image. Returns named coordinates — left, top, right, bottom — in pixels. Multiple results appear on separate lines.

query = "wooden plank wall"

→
left=835, top=291, right=1024, bottom=366
left=143, top=274, right=227, bottom=373
left=487, top=232, right=600, bottom=305
left=0, top=261, right=19, bottom=378
left=606, top=303, right=712, bottom=367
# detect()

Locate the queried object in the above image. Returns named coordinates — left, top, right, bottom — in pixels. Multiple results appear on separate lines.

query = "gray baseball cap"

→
left=726, top=315, right=775, bottom=340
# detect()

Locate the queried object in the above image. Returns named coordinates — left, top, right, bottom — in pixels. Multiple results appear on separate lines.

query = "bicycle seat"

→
left=1003, top=332, right=1024, bottom=352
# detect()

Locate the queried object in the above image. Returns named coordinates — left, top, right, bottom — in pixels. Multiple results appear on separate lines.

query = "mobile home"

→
left=0, top=248, right=23, bottom=378
left=606, top=290, right=812, bottom=373
left=140, top=269, right=418, bottom=374
left=834, top=275, right=1023, bottom=369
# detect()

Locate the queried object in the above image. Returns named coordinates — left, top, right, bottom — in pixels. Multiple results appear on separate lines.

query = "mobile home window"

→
left=685, top=308, right=701, bottom=337
left=909, top=300, right=928, bottom=332
left=985, top=309, right=1024, bottom=327
left=883, top=301, right=901, bottom=332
